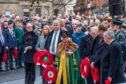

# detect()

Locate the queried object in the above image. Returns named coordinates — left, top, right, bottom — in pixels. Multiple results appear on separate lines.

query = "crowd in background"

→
left=0, top=13, right=126, bottom=84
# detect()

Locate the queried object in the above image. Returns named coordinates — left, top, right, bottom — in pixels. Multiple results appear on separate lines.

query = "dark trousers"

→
left=16, top=47, right=23, bottom=67
left=40, top=66, right=48, bottom=84
left=6, top=48, right=14, bottom=69
left=25, top=63, right=35, bottom=84
left=87, top=69, right=94, bottom=84
left=0, top=46, right=4, bottom=70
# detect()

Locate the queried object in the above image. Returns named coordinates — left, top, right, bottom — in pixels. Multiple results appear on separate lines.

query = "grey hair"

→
left=90, top=26, right=98, bottom=34
left=53, top=20, right=60, bottom=25
left=104, top=30, right=115, bottom=40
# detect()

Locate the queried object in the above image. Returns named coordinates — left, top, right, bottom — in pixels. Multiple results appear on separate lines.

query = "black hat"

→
left=77, top=23, right=82, bottom=27
left=112, top=19, right=123, bottom=26
left=8, top=19, right=13, bottom=25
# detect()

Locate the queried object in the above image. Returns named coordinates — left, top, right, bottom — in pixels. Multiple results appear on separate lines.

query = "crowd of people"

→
left=0, top=13, right=126, bottom=84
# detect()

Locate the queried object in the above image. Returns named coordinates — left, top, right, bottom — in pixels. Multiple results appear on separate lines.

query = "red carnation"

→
left=80, top=58, right=90, bottom=78
left=91, top=67, right=100, bottom=84
left=33, top=51, right=41, bottom=64
left=42, top=65, right=57, bottom=83
left=27, top=35, right=31, bottom=40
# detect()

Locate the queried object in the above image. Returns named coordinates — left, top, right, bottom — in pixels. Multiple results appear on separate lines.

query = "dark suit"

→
left=79, top=34, right=93, bottom=59
left=94, top=39, right=108, bottom=68
left=90, top=35, right=102, bottom=61
left=44, top=30, right=63, bottom=52
left=0, top=31, right=5, bottom=70
left=87, top=35, right=102, bottom=84
left=3, top=28, right=17, bottom=49
left=100, top=40, right=125, bottom=84
left=21, top=31, right=38, bottom=84
left=3, top=28, right=17, bottom=69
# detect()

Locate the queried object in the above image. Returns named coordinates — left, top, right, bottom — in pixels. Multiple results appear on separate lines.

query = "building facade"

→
left=0, top=0, right=52, bottom=17
left=74, top=0, right=108, bottom=15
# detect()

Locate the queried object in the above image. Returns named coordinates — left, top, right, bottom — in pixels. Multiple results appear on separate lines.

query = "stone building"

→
left=0, top=0, right=52, bottom=17
left=74, top=0, right=108, bottom=14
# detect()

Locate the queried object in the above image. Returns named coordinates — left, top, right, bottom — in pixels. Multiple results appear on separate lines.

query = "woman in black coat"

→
left=101, top=30, right=125, bottom=84
left=22, top=23, right=38, bottom=84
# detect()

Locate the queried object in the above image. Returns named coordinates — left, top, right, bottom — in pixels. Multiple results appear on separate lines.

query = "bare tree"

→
left=52, top=0, right=75, bottom=9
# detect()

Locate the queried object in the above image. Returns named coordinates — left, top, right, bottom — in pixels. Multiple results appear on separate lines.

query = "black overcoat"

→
left=100, top=40, right=125, bottom=84
left=21, top=32, right=38, bottom=63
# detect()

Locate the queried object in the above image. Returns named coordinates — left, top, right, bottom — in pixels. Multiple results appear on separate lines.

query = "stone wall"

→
left=0, top=0, right=52, bottom=17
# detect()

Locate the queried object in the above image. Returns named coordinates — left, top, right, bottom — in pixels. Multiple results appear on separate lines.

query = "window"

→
left=44, top=6, right=49, bottom=15
left=35, top=7, right=41, bottom=16
left=23, top=9, right=30, bottom=17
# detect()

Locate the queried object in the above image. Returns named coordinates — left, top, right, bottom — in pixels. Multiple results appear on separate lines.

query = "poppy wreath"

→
left=33, top=50, right=53, bottom=67
left=33, top=51, right=41, bottom=65
left=91, top=67, right=100, bottom=84
left=80, top=58, right=90, bottom=78
left=42, top=65, right=57, bottom=83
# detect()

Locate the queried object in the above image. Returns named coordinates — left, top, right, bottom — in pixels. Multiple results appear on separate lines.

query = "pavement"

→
left=0, top=65, right=42, bottom=84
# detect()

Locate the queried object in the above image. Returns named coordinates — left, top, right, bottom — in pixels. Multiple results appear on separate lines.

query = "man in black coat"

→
left=100, top=30, right=125, bottom=84
left=22, top=23, right=38, bottom=84
left=44, top=20, right=64, bottom=55
left=79, top=28, right=93, bottom=60
left=92, top=24, right=108, bottom=68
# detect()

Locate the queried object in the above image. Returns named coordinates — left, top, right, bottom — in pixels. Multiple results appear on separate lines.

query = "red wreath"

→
left=13, top=48, right=18, bottom=59
left=91, top=67, right=100, bottom=83
left=80, top=58, right=90, bottom=78
left=33, top=50, right=53, bottom=67
left=105, top=79, right=111, bottom=84
left=33, top=51, right=41, bottom=64
left=2, top=51, right=8, bottom=62
left=42, top=65, right=57, bottom=83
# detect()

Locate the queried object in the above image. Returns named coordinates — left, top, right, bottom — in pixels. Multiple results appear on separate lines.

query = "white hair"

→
left=72, top=19, right=78, bottom=24
left=95, top=19, right=100, bottom=25
left=104, top=30, right=115, bottom=40
left=90, top=26, right=98, bottom=34
left=89, top=19, right=94, bottom=23
left=26, top=23, right=33, bottom=27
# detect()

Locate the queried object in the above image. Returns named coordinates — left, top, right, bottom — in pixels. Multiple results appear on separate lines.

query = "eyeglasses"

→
left=53, top=25, right=59, bottom=26
left=72, top=24, right=77, bottom=25
left=27, top=26, right=32, bottom=28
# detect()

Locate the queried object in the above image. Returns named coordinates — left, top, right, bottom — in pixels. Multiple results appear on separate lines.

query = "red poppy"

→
left=27, top=35, right=31, bottom=40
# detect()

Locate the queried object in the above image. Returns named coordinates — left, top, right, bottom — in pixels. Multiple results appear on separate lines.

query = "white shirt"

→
left=0, top=31, right=4, bottom=45
left=49, top=29, right=60, bottom=54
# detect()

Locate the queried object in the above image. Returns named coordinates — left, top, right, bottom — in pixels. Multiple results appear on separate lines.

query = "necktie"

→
left=0, top=34, right=4, bottom=45
left=51, top=32, right=57, bottom=54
